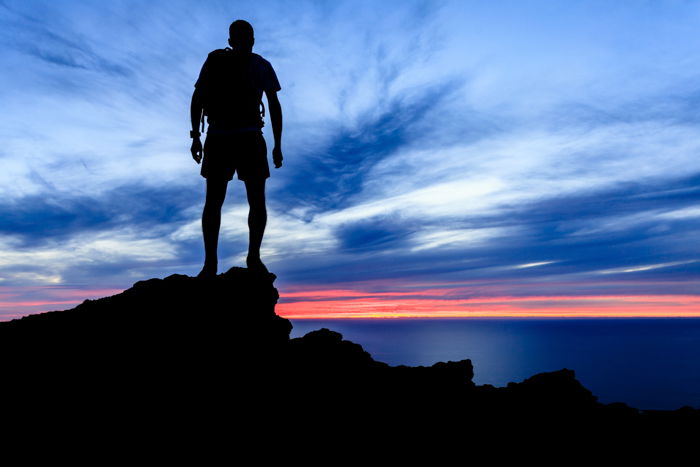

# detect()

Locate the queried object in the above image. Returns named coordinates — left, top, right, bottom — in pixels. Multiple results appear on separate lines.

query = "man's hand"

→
left=273, top=146, right=283, bottom=168
left=191, top=137, right=203, bottom=164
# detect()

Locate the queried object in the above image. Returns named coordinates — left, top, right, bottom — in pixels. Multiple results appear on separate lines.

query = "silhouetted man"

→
left=190, top=20, right=283, bottom=277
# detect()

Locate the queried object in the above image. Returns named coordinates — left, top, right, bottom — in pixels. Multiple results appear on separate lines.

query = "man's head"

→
left=228, top=20, right=254, bottom=50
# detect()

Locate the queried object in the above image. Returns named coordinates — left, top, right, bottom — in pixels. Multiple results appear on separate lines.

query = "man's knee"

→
left=244, top=179, right=266, bottom=205
left=205, top=179, right=228, bottom=205
left=249, top=205, right=267, bottom=219
left=203, top=202, right=224, bottom=216
left=204, top=196, right=225, bottom=213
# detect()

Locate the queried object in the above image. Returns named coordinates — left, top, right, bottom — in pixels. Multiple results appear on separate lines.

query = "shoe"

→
left=246, top=256, right=269, bottom=274
left=196, top=265, right=217, bottom=278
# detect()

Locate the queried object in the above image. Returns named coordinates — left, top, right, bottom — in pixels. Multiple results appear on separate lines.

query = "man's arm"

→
left=190, top=87, right=204, bottom=164
left=266, top=90, right=283, bottom=168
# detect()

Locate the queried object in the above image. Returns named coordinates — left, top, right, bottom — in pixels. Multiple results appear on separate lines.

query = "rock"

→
left=1, top=267, right=697, bottom=440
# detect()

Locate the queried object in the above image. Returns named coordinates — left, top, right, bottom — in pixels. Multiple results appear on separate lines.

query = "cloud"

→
left=0, top=228, right=178, bottom=287
left=277, top=79, right=465, bottom=213
left=0, top=184, right=200, bottom=246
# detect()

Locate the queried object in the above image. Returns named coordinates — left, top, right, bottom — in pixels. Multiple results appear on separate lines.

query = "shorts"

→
left=201, top=131, right=270, bottom=181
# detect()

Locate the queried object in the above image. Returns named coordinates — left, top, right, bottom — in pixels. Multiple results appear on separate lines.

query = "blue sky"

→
left=1, top=0, right=700, bottom=318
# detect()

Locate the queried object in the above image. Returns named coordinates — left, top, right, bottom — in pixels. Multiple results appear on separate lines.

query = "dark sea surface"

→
left=289, top=318, right=700, bottom=410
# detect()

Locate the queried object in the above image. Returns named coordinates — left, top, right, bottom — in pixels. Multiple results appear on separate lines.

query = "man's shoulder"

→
left=208, top=48, right=229, bottom=56
left=204, top=50, right=272, bottom=67
left=250, top=53, right=281, bottom=92
left=250, top=52, right=273, bottom=67
left=205, top=48, right=230, bottom=60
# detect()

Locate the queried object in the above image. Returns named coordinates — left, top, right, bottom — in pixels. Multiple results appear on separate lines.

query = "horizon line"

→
left=3, top=286, right=700, bottom=322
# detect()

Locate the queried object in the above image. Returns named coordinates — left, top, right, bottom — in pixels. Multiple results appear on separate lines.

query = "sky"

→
left=1, top=0, right=700, bottom=319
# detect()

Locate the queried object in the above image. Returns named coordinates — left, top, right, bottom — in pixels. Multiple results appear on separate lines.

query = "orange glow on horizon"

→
left=276, top=292, right=700, bottom=319
left=0, top=287, right=126, bottom=321
left=4, top=284, right=700, bottom=321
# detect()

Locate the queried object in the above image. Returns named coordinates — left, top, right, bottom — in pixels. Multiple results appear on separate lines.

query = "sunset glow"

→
left=277, top=287, right=700, bottom=319
left=0, top=287, right=125, bottom=320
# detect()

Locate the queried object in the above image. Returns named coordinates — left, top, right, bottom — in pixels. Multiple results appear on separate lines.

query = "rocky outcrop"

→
left=0, top=267, right=697, bottom=441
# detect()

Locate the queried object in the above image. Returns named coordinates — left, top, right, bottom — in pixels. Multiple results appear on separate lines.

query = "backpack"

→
left=199, top=48, right=265, bottom=131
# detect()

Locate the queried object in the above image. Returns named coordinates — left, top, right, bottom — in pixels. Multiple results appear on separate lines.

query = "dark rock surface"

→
left=1, top=268, right=697, bottom=443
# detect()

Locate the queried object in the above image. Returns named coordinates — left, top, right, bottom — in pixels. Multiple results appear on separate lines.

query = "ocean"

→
left=289, top=317, right=700, bottom=411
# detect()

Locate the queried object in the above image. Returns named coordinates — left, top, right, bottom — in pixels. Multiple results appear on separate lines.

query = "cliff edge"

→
left=1, top=267, right=697, bottom=443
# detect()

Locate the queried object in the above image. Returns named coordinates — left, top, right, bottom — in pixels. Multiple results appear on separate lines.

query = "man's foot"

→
left=246, top=256, right=269, bottom=274
left=197, top=264, right=217, bottom=278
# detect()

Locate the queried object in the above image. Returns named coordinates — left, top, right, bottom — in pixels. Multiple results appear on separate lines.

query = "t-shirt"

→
left=195, top=49, right=281, bottom=129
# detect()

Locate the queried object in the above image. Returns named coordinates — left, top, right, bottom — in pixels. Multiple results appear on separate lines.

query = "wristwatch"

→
left=190, top=130, right=201, bottom=138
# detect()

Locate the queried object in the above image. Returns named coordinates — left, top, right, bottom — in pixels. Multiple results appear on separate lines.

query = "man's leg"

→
left=199, top=178, right=229, bottom=277
left=244, top=178, right=267, bottom=271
